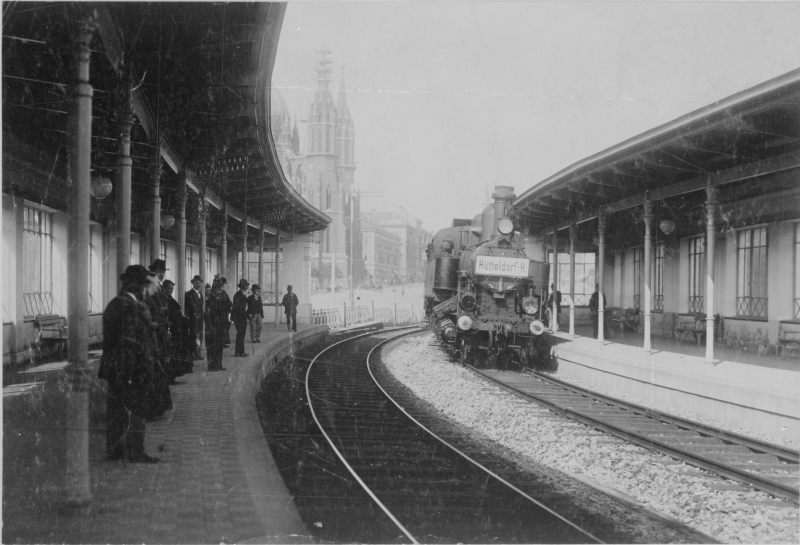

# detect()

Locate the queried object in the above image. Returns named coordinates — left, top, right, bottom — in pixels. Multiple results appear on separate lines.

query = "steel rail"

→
left=533, top=370, right=799, bottom=462
left=464, top=364, right=799, bottom=502
left=305, top=327, right=420, bottom=545
left=368, top=329, right=605, bottom=544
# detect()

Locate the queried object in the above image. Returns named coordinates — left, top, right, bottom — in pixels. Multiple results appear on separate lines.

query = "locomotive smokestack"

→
left=492, top=186, right=516, bottom=234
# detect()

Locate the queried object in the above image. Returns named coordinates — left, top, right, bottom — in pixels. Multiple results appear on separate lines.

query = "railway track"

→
left=467, top=365, right=799, bottom=503
left=306, top=328, right=604, bottom=544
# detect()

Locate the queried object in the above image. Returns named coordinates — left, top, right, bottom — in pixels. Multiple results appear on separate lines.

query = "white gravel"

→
left=383, top=333, right=800, bottom=544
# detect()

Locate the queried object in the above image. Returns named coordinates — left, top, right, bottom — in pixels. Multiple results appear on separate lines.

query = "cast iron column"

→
left=643, top=199, right=653, bottom=352
left=275, top=235, right=281, bottom=327
left=569, top=221, right=576, bottom=337
left=705, top=183, right=718, bottom=363
left=241, top=225, right=249, bottom=281
left=65, top=17, right=95, bottom=508
left=176, top=171, right=187, bottom=309
left=115, top=97, right=134, bottom=291
left=150, top=133, right=161, bottom=264
left=221, top=205, right=228, bottom=280
left=258, top=225, right=265, bottom=290
left=197, top=194, right=207, bottom=360
left=597, top=212, right=606, bottom=343
left=552, top=228, right=559, bottom=332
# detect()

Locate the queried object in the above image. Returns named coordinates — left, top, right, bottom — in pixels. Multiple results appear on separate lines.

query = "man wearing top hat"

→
left=247, top=284, right=264, bottom=343
left=185, top=275, right=204, bottom=359
left=231, top=278, right=250, bottom=356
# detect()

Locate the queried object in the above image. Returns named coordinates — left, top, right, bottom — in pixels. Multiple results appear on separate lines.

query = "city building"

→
left=361, top=219, right=402, bottom=286
left=362, top=207, right=430, bottom=283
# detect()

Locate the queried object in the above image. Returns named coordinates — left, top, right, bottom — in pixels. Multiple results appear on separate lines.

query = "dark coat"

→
left=281, top=292, right=299, bottom=315
left=547, top=290, right=563, bottom=313
left=247, top=294, right=264, bottom=318
left=589, top=291, right=606, bottom=313
left=98, top=294, right=154, bottom=417
left=231, top=290, right=248, bottom=323
left=184, top=288, right=204, bottom=334
left=205, top=290, right=232, bottom=341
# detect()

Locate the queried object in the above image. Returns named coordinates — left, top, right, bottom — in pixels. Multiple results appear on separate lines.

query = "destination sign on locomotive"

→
left=475, top=256, right=529, bottom=277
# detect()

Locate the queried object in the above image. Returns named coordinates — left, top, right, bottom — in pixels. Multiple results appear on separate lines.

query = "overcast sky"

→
left=272, top=1, right=800, bottom=234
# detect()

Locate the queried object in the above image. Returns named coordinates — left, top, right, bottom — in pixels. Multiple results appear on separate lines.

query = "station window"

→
left=688, top=237, right=705, bottom=313
left=548, top=252, right=595, bottom=306
left=737, top=227, right=768, bottom=318
left=22, top=208, right=53, bottom=317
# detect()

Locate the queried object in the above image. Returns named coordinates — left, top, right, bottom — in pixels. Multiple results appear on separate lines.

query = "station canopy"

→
left=2, top=2, right=329, bottom=236
left=513, top=69, right=800, bottom=244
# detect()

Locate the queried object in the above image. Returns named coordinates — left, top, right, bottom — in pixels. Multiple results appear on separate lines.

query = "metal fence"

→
left=313, top=304, right=423, bottom=328
left=312, top=308, right=343, bottom=328
left=344, top=305, right=372, bottom=326
left=373, top=307, right=394, bottom=323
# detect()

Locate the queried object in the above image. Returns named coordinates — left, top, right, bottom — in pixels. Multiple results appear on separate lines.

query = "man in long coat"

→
left=98, top=265, right=161, bottom=463
left=184, top=275, right=204, bottom=359
left=162, top=279, right=193, bottom=380
left=205, top=276, right=231, bottom=371
left=281, top=284, right=299, bottom=332
left=231, top=279, right=249, bottom=356
left=144, top=259, right=173, bottom=417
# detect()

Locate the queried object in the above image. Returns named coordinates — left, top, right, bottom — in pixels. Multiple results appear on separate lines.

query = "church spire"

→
left=336, top=67, right=355, bottom=169
left=337, top=67, right=350, bottom=118
left=306, top=47, right=337, bottom=156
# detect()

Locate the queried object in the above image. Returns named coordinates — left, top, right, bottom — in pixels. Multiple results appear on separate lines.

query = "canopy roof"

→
left=2, top=2, right=329, bottom=237
left=514, top=69, right=800, bottom=238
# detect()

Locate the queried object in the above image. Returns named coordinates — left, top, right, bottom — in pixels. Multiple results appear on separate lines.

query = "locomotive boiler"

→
left=424, top=186, right=550, bottom=368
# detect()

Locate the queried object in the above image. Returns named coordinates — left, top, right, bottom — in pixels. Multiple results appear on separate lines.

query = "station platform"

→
left=546, top=325, right=800, bottom=444
left=3, top=324, right=328, bottom=544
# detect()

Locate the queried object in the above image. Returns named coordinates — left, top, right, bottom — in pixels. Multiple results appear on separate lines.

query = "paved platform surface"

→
left=3, top=324, right=326, bottom=544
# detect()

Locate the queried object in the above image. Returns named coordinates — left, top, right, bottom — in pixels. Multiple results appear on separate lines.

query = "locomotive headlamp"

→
left=460, top=294, right=476, bottom=311
left=522, top=297, right=539, bottom=315
left=529, top=320, right=545, bottom=336
left=457, top=315, right=473, bottom=331
left=498, top=218, right=514, bottom=235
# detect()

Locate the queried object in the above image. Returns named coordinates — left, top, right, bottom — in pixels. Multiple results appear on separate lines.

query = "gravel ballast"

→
left=382, top=333, right=799, bottom=544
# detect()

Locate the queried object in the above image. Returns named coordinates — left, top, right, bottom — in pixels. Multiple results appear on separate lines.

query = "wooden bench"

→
left=610, top=308, right=639, bottom=332
left=676, top=313, right=708, bottom=345
left=778, top=324, right=800, bottom=359
left=34, top=314, right=67, bottom=359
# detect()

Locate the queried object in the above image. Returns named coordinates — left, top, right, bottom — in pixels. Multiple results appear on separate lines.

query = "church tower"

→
left=336, top=69, right=363, bottom=285
left=306, top=48, right=346, bottom=263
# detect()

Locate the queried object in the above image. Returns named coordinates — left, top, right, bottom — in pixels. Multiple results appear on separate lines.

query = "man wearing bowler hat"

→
left=98, top=265, right=160, bottom=463
left=281, top=285, right=299, bottom=332
left=185, top=275, right=204, bottom=359
left=247, top=284, right=264, bottom=343
left=231, top=278, right=250, bottom=356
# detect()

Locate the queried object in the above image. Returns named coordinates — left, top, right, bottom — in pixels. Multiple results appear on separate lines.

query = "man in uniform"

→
left=281, top=284, right=299, bottom=332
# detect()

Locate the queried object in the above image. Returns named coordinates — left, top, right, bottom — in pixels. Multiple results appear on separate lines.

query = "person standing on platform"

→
left=232, top=279, right=249, bottom=357
left=98, top=265, right=160, bottom=464
left=247, top=284, right=264, bottom=343
left=184, top=275, right=204, bottom=360
left=144, top=259, right=172, bottom=418
left=589, top=283, right=610, bottom=339
left=546, top=283, right=563, bottom=328
left=282, top=284, right=299, bottom=332
left=162, top=279, right=193, bottom=381
left=205, top=276, right=231, bottom=371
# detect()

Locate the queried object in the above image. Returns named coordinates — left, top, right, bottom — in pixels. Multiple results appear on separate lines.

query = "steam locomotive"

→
left=424, top=186, right=550, bottom=368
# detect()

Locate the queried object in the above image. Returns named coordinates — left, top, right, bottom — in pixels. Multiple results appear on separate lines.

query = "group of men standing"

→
left=98, top=259, right=302, bottom=463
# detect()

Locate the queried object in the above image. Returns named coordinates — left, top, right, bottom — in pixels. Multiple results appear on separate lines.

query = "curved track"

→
left=468, top=365, right=799, bottom=503
left=306, top=328, right=603, bottom=544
